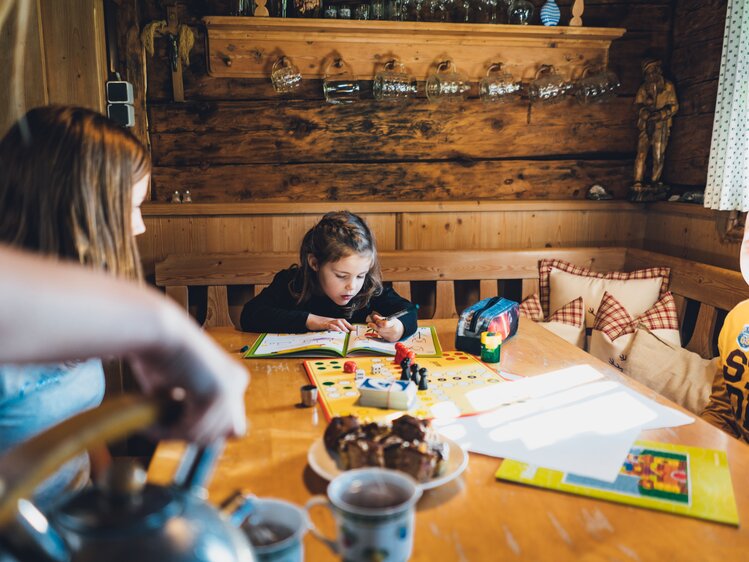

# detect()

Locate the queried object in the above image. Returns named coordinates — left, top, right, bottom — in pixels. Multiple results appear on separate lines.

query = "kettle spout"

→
left=220, top=491, right=256, bottom=528
left=0, top=499, right=70, bottom=562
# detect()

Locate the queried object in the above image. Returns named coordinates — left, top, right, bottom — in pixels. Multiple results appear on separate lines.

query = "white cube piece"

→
left=358, top=378, right=416, bottom=410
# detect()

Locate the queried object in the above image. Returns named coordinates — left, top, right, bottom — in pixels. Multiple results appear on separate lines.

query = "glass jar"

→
left=292, top=0, right=322, bottom=17
left=507, top=0, right=534, bottom=24
left=338, top=3, right=352, bottom=17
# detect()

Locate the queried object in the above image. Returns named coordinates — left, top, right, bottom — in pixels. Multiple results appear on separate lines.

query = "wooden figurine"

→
left=630, top=58, right=679, bottom=202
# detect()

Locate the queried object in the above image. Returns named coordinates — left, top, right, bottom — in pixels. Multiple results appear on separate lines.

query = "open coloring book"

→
left=244, top=325, right=442, bottom=358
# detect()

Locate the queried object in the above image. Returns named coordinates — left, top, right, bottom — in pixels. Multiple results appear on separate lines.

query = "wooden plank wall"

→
left=124, top=0, right=672, bottom=203
left=664, top=0, right=727, bottom=188
left=0, top=0, right=108, bottom=137
left=644, top=203, right=740, bottom=271
left=139, top=201, right=647, bottom=275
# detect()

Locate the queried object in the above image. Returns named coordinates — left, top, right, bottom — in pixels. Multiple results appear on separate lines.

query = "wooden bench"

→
left=155, top=247, right=749, bottom=359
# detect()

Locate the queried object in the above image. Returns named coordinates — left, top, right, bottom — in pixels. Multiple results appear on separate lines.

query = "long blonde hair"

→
left=0, top=106, right=150, bottom=279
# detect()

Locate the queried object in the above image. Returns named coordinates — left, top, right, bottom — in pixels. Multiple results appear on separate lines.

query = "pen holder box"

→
left=455, top=297, right=519, bottom=356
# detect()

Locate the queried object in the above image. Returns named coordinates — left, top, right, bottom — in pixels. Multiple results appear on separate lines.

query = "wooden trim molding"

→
left=202, top=17, right=625, bottom=82
left=142, top=199, right=642, bottom=217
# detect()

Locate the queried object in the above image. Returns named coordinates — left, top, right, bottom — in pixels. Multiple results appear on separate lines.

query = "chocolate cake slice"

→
left=323, top=415, right=361, bottom=451
left=340, top=437, right=385, bottom=470
left=391, top=415, right=428, bottom=442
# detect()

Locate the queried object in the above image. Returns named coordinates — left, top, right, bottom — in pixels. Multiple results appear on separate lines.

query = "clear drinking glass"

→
left=270, top=56, right=302, bottom=94
left=574, top=67, right=621, bottom=104
left=425, top=61, right=471, bottom=104
left=323, top=58, right=361, bottom=104
left=527, top=64, right=571, bottom=104
left=479, top=63, right=521, bottom=103
left=373, top=60, right=417, bottom=102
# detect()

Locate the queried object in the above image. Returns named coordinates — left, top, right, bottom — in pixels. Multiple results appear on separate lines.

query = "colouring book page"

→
left=347, top=325, right=440, bottom=356
left=251, top=331, right=347, bottom=356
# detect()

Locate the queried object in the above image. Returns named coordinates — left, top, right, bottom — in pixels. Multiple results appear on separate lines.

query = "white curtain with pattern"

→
left=704, top=0, right=749, bottom=211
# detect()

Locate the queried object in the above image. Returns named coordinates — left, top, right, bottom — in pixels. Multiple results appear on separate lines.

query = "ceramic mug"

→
left=239, top=497, right=310, bottom=562
left=305, top=468, right=422, bottom=562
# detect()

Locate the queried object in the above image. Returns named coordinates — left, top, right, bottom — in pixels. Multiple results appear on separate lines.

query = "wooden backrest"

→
left=624, top=248, right=749, bottom=358
left=156, top=247, right=747, bottom=358
left=155, top=247, right=628, bottom=327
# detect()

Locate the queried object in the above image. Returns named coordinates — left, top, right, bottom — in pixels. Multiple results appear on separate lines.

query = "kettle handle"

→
left=0, top=394, right=166, bottom=527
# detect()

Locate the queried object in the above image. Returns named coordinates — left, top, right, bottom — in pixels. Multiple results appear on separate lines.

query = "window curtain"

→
left=704, top=0, right=749, bottom=211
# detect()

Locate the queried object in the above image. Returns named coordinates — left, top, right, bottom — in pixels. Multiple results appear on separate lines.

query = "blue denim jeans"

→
left=0, top=359, right=105, bottom=508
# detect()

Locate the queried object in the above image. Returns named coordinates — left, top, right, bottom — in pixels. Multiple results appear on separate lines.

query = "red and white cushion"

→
left=589, top=291, right=680, bottom=370
left=538, top=259, right=670, bottom=328
left=520, top=294, right=585, bottom=349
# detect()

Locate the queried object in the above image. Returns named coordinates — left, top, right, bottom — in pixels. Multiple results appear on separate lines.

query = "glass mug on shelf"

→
left=271, top=56, right=302, bottom=94
left=323, top=58, right=361, bottom=104
left=373, top=60, right=417, bottom=102
left=527, top=64, right=571, bottom=104
left=479, top=63, right=521, bottom=103
left=575, top=66, right=621, bottom=104
left=425, top=60, right=471, bottom=104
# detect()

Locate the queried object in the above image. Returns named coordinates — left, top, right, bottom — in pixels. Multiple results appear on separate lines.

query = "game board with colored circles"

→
left=304, top=351, right=514, bottom=423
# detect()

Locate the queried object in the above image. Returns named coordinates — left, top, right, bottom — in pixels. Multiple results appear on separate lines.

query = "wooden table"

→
left=148, top=320, right=749, bottom=560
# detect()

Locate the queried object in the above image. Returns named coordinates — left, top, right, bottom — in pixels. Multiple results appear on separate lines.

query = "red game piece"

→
left=343, top=360, right=357, bottom=374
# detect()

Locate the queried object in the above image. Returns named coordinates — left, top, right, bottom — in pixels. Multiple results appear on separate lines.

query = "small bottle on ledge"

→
left=291, top=0, right=322, bottom=17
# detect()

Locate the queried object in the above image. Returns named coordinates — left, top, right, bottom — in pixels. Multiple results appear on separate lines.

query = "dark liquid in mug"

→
left=341, top=484, right=410, bottom=509
left=243, top=521, right=293, bottom=547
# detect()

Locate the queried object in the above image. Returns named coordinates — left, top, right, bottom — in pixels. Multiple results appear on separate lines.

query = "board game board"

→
left=495, top=440, right=739, bottom=525
left=304, top=351, right=514, bottom=423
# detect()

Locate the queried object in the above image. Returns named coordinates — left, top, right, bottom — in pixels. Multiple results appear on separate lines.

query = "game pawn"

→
left=400, top=358, right=411, bottom=381
left=418, top=367, right=428, bottom=391
left=410, top=363, right=419, bottom=384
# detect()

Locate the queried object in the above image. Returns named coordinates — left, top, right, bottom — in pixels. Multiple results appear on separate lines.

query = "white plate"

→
left=307, top=435, right=468, bottom=491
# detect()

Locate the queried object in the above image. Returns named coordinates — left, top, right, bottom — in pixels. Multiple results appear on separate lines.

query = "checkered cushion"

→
left=538, top=258, right=671, bottom=327
left=594, top=291, right=679, bottom=341
left=547, top=296, right=584, bottom=327
left=519, top=294, right=544, bottom=321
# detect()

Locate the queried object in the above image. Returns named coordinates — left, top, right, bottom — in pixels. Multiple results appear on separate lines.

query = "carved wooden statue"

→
left=630, top=58, right=679, bottom=202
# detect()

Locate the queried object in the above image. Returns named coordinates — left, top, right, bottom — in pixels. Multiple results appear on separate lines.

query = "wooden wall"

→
left=139, top=200, right=647, bottom=275
left=644, top=203, right=740, bottom=271
left=113, top=0, right=674, bottom=204
left=664, top=0, right=727, bottom=188
left=0, top=0, right=108, bottom=136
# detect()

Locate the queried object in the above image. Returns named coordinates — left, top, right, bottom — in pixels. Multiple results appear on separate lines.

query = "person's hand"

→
left=306, top=314, right=353, bottom=333
left=366, top=313, right=404, bottom=342
left=127, top=317, right=249, bottom=445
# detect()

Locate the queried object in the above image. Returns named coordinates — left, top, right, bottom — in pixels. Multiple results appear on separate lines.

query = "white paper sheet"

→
left=434, top=365, right=694, bottom=482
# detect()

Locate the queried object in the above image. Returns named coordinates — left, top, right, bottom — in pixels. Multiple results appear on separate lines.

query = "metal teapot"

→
left=0, top=395, right=256, bottom=562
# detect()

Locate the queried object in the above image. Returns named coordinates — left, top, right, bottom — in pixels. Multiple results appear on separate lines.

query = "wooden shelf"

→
left=203, top=17, right=626, bottom=82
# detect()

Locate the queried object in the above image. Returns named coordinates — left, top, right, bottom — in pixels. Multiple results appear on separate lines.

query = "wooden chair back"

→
left=624, top=248, right=749, bottom=358
left=155, top=247, right=748, bottom=358
left=155, top=247, right=627, bottom=327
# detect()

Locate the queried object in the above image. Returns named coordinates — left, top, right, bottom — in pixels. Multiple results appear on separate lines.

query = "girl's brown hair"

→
left=0, top=105, right=150, bottom=279
left=293, top=211, right=383, bottom=314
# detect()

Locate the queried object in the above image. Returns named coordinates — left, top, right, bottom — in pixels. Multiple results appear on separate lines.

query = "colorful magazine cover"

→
left=495, top=440, right=739, bottom=525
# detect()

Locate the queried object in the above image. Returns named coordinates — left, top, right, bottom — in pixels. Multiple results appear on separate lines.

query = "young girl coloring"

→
left=240, top=211, right=417, bottom=342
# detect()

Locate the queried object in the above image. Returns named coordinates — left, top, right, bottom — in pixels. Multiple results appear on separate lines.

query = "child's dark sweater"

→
left=240, top=267, right=418, bottom=338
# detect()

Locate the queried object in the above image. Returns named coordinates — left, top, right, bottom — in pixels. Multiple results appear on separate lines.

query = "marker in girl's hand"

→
left=385, top=305, right=419, bottom=322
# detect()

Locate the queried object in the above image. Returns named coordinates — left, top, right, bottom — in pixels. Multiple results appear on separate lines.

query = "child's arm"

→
left=239, top=269, right=310, bottom=333
left=700, top=365, right=742, bottom=439
left=368, top=287, right=418, bottom=340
